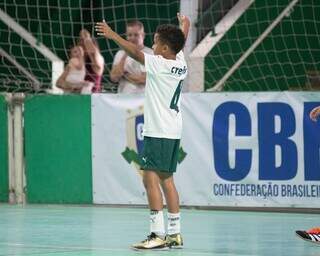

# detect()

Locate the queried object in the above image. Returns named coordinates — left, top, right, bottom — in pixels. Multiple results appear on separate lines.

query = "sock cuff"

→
left=167, top=212, right=180, bottom=219
left=151, top=210, right=163, bottom=215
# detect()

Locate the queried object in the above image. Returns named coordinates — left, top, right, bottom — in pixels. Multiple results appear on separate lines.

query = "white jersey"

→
left=143, top=51, right=187, bottom=139
left=113, top=47, right=153, bottom=94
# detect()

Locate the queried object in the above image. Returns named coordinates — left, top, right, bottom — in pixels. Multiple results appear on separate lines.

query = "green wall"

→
left=205, top=0, right=320, bottom=91
left=0, top=95, right=8, bottom=202
left=24, top=95, right=92, bottom=203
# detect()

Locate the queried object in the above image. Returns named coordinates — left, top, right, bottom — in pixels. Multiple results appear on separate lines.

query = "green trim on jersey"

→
left=141, top=136, right=180, bottom=173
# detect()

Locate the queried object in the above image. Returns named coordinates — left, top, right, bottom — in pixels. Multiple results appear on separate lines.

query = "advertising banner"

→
left=92, top=92, right=320, bottom=208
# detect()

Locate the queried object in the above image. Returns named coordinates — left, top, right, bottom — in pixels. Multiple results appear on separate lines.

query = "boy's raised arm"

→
left=95, top=20, right=145, bottom=65
left=177, top=13, right=190, bottom=41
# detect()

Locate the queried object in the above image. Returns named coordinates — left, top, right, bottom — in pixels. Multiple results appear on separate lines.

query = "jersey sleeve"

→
left=176, top=50, right=185, bottom=61
left=144, top=53, right=163, bottom=75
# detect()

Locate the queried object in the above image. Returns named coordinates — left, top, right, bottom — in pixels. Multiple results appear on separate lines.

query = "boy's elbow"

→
left=127, top=46, right=144, bottom=64
left=134, top=50, right=144, bottom=65
left=128, top=48, right=139, bottom=59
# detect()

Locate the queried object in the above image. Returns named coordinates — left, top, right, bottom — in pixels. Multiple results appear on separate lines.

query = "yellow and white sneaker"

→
left=165, top=233, right=183, bottom=249
left=131, top=233, right=168, bottom=250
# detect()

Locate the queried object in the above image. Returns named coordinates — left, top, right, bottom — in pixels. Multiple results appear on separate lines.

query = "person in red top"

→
left=295, top=106, right=320, bottom=244
left=79, top=29, right=105, bottom=93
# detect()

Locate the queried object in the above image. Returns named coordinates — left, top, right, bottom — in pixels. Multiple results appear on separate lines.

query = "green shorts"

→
left=140, top=136, right=180, bottom=173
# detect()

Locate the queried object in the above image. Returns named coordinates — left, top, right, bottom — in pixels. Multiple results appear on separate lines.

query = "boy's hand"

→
left=310, top=106, right=320, bottom=122
left=177, top=12, right=190, bottom=27
left=177, top=12, right=190, bottom=40
left=95, top=19, right=144, bottom=65
left=95, top=20, right=115, bottom=39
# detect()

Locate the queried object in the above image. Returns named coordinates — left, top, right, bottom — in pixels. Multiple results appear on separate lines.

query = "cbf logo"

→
left=121, top=106, right=187, bottom=176
left=212, top=101, right=320, bottom=181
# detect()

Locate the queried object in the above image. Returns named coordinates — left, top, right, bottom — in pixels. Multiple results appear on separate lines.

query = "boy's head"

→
left=126, top=20, right=145, bottom=47
left=152, top=24, right=185, bottom=56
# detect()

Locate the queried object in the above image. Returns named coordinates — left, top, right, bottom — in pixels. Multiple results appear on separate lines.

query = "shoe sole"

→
left=296, top=233, right=320, bottom=245
left=131, top=246, right=170, bottom=251
left=169, top=245, right=183, bottom=249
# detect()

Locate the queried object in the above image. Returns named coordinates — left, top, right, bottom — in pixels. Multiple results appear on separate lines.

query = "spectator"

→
left=110, top=20, right=152, bottom=93
left=56, top=45, right=93, bottom=94
left=79, top=29, right=105, bottom=93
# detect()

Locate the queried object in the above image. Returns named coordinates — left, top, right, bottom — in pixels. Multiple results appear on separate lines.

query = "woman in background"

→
left=56, top=45, right=93, bottom=94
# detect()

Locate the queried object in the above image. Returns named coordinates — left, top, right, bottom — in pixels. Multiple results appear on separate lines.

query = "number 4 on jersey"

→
left=170, top=80, right=183, bottom=113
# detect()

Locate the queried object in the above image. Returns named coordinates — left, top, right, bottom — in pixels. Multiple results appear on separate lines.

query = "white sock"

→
left=150, top=210, right=165, bottom=237
left=167, top=212, right=181, bottom=235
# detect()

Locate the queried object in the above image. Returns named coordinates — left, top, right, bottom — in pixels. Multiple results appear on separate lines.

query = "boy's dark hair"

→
left=156, top=24, right=185, bottom=54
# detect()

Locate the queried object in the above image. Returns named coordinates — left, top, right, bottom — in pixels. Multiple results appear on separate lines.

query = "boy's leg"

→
left=159, top=173, right=183, bottom=248
left=159, top=173, right=179, bottom=213
left=143, top=170, right=164, bottom=211
left=143, top=170, right=165, bottom=237
left=132, top=137, right=181, bottom=249
left=131, top=170, right=167, bottom=250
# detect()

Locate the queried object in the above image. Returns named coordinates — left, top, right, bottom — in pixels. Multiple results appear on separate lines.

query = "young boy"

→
left=95, top=13, right=190, bottom=250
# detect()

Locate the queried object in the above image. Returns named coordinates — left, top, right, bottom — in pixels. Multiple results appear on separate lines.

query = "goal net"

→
left=203, top=0, right=320, bottom=92
left=0, top=0, right=180, bottom=93
left=1, top=0, right=319, bottom=93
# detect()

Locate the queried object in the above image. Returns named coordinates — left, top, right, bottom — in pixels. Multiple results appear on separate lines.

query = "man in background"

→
left=110, top=20, right=152, bottom=94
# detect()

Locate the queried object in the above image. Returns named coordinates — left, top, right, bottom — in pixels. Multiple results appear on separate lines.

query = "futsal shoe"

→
left=131, top=232, right=168, bottom=250
left=296, top=228, right=320, bottom=244
left=165, top=233, right=184, bottom=248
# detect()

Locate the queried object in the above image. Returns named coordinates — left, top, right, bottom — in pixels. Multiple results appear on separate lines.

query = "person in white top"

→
left=96, top=13, right=190, bottom=250
left=110, top=20, right=152, bottom=93
left=56, top=45, right=93, bottom=94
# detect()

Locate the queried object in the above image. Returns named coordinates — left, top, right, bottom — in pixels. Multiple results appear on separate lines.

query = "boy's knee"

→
left=143, top=173, right=156, bottom=190
left=160, top=179, right=175, bottom=192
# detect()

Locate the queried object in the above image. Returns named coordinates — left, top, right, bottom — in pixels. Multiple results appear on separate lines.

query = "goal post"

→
left=0, top=8, right=63, bottom=93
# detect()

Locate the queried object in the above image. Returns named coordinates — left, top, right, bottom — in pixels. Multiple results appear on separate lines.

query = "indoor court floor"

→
left=0, top=204, right=319, bottom=255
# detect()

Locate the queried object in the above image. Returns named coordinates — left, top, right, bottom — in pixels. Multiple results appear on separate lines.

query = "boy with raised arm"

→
left=96, top=13, right=190, bottom=250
